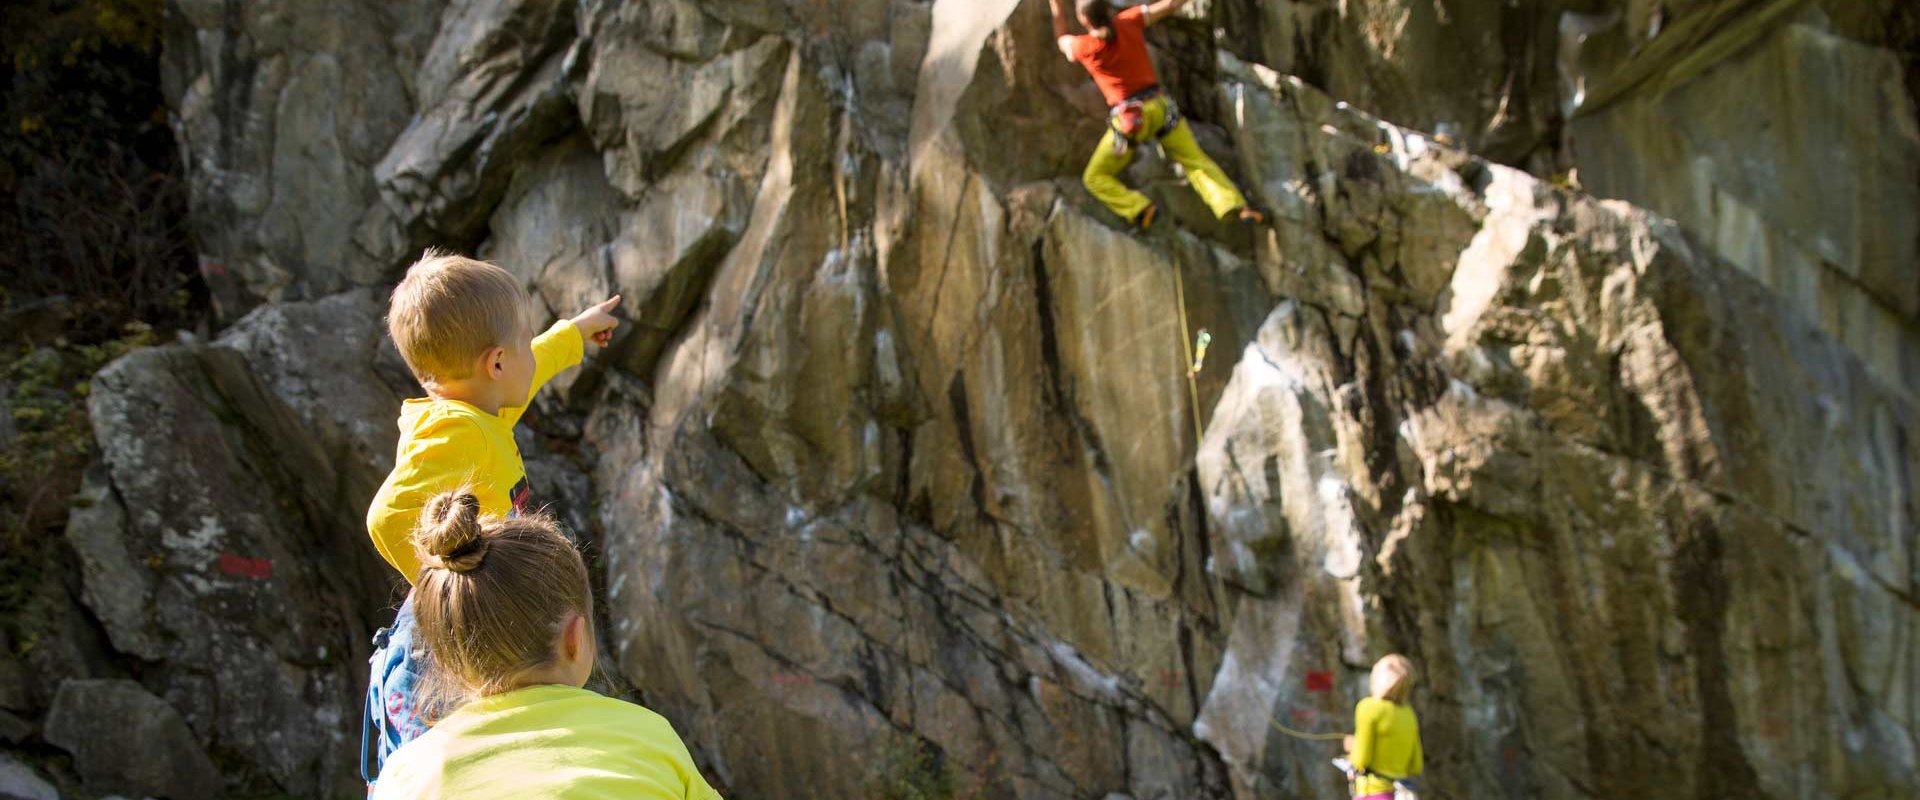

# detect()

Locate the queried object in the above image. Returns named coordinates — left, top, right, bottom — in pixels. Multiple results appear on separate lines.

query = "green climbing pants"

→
left=1082, top=94, right=1247, bottom=223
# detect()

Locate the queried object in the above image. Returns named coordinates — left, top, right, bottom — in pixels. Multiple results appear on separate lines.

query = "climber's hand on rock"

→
left=571, top=294, right=623, bottom=347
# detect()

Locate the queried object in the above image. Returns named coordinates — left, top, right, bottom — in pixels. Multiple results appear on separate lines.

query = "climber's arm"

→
left=1142, top=0, right=1192, bottom=26
left=1050, top=0, right=1076, bottom=60
left=1350, top=699, right=1380, bottom=773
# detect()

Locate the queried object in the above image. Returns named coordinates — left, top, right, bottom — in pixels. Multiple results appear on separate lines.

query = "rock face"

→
left=0, top=753, right=58, bottom=800
left=1209, top=0, right=1920, bottom=391
left=1195, top=69, right=1916, bottom=798
left=1568, top=7, right=1920, bottom=393
left=43, top=679, right=223, bottom=799
left=16, top=291, right=415, bottom=798
left=13, top=0, right=1899, bottom=798
left=161, top=0, right=448, bottom=314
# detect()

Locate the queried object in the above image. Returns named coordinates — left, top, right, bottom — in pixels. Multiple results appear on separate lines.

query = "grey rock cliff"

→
left=44, top=679, right=222, bottom=799
left=14, top=0, right=1908, bottom=797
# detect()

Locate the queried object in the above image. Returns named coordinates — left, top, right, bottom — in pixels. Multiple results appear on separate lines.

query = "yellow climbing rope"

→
left=1269, top=716, right=1349, bottom=742
left=1176, top=260, right=1352, bottom=749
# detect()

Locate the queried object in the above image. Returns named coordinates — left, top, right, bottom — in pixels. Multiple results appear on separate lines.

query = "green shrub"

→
left=0, top=0, right=201, bottom=340
left=0, top=0, right=201, bottom=618
left=861, top=734, right=989, bottom=800
left=0, top=322, right=153, bottom=618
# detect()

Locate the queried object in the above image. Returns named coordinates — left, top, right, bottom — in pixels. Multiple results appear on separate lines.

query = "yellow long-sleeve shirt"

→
left=370, top=684, right=723, bottom=800
left=1352, top=696, right=1422, bottom=795
left=367, top=320, right=582, bottom=583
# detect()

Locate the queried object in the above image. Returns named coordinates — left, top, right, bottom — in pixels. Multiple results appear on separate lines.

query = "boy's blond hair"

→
left=387, top=250, right=527, bottom=385
left=1371, top=654, right=1415, bottom=703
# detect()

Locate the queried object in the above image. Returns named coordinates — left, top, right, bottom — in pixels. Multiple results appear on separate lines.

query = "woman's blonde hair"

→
left=1370, top=654, right=1415, bottom=703
left=412, top=489, right=592, bottom=700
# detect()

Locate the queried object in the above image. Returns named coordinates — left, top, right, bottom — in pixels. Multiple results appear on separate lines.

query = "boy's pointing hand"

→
left=571, top=294, right=623, bottom=347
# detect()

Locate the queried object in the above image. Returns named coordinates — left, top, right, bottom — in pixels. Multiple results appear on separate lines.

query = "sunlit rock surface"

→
left=6, top=1, right=1909, bottom=797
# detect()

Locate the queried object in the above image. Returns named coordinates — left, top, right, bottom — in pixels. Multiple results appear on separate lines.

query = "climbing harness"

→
left=1331, top=757, right=1422, bottom=800
left=1274, top=718, right=1428, bottom=798
left=1108, top=86, right=1184, bottom=156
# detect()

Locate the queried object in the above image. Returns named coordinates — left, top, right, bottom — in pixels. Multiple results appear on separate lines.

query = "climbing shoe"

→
left=1231, top=206, right=1267, bottom=225
left=1133, top=203, right=1160, bottom=231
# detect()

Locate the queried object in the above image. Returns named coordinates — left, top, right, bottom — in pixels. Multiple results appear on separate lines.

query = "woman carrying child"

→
left=372, top=490, right=722, bottom=799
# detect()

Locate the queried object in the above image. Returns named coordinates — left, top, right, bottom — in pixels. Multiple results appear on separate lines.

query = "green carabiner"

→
left=1190, top=329, right=1212, bottom=375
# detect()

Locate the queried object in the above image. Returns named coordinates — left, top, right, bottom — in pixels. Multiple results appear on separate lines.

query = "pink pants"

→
left=1356, top=794, right=1394, bottom=800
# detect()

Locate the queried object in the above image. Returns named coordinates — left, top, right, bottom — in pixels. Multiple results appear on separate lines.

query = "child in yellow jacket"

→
left=362, top=250, right=621, bottom=783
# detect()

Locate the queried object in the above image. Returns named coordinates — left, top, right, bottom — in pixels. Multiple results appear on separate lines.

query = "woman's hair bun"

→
left=418, top=490, right=490, bottom=573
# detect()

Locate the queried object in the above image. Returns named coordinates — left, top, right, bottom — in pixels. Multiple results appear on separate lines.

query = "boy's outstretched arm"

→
left=1050, top=0, right=1076, bottom=60
left=1142, top=0, right=1192, bottom=26
left=571, top=294, right=623, bottom=347
left=500, top=294, right=622, bottom=427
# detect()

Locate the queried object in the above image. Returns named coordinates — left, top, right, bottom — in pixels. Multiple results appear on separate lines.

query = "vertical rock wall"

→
left=0, top=0, right=1907, bottom=797
left=1569, top=6, right=1920, bottom=394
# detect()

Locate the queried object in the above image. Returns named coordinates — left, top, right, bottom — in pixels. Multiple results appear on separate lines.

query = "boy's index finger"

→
left=594, top=294, right=623, bottom=313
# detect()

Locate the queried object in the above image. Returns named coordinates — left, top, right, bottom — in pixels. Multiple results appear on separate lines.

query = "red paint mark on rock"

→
left=217, top=553, right=272, bottom=579
left=200, top=260, right=229, bottom=277
left=770, top=672, right=814, bottom=686
left=1305, top=670, right=1335, bottom=693
left=1291, top=707, right=1317, bottom=725
left=1760, top=715, right=1789, bottom=739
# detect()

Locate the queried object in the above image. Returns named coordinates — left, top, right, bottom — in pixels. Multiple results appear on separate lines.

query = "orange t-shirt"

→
left=1065, top=6, right=1158, bottom=106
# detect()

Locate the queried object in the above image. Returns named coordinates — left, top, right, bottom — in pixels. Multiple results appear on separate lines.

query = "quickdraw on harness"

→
left=1108, top=85, right=1183, bottom=156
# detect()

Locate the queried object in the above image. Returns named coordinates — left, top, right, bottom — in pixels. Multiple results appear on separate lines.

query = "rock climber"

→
left=1049, top=0, right=1266, bottom=231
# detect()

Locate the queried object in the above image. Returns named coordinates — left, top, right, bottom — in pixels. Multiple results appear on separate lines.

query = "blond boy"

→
left=362, top=250, right=620, bottom=783
left=368, top=251, right=620, bottom=579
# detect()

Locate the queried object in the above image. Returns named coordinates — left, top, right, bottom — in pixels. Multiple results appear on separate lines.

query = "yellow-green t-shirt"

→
left=366, top=320, right=582, bottom=583
left=371, top=684, right=722, bottom=800
left=1352, top=696, right=1422, bottom=795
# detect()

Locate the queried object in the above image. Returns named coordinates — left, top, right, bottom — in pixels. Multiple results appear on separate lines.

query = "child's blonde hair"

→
left=411, top=489, right=592, bottom=700
left=386, top=249, right=528, bottom=385
left=1370, top=654, right=1415, bottom=703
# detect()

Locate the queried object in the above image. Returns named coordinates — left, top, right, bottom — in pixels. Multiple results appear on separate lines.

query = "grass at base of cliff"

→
left=0, top=323, right=156, bottom=621
left=861, top=734, right=989, bottom=800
